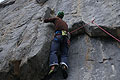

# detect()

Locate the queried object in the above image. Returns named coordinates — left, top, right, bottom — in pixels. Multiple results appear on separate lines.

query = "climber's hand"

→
left=67, top=39, right=70, bottom=47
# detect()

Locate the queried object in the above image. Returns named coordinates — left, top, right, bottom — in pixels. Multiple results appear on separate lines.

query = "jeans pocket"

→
left=55, top=35, right=62, bottom=41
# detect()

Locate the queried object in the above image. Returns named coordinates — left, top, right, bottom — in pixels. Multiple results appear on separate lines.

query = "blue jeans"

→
left=49, top=35, right=69, bottom=68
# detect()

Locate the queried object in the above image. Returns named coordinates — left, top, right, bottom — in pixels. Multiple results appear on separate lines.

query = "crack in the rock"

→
left=16, top=13, right=38, bottom=46
left=70, top=21, right=120, bottom=40
left=16, top=26, right=27, bottom=47
left=99, top=57, right=113, bottom=63
left=36, top=0, right=48, bottom=6
left=0, top=47, right=3, bottom=52
left=0, top=0, right=16, bottom=8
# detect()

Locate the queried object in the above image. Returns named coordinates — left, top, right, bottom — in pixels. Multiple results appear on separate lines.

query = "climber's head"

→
left=57, top=11, right=64, bottom=19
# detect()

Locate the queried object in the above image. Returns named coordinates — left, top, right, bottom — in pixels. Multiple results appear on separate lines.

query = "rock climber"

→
left=44, top=11, right=70, bottom=79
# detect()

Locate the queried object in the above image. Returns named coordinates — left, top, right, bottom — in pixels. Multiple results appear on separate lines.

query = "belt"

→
left=55, top=30, right=68, bottom=36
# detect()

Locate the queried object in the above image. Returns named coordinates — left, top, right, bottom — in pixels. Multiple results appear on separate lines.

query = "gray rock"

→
left=36, top=0, right=48, bottom=5
left=68, top=35, right=120, bottom=80
left=0, top=0, right=54, bottom=79
left=80, top=0, right=120, bottom=37
left=0, top=0, right=120, bottom=80
left=49, top=35, right=120, bottom=80
left=0, top=0, right=15, bottom=8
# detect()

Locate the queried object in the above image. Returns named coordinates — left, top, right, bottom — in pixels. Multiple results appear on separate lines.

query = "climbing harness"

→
left=55, top=30, right=68, bottom=36
left=62, top=30, right=67, bottom=36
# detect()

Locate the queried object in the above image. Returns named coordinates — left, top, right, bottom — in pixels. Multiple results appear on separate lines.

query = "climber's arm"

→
left=44, top=17, right=57, bottom=23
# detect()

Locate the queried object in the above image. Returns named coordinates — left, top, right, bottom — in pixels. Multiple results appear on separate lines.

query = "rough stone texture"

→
left=0, top=0, right=54, bottom=80
left=49, top=35, right=120, bottom=80
left=0, top=0, right=15, bottom=8
left=68, top=35, right=120, bottom=80
left=0, top=0, right=120, bottom=80
left=80, top=0, right=120, bottom=37
left=36, top=0, right=48, bottom=5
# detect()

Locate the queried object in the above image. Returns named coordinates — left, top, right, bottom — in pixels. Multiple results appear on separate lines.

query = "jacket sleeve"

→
left=44, top=17, right=57, bottom=23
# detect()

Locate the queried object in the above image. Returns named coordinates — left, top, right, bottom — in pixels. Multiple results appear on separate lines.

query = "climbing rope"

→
left=91, top=19, right=120, bottom=43
left=69, top=19, right=120, bottom=43
left=70, top=22, right=90, bottom=34
left=70, top=26, right=83, bottom=34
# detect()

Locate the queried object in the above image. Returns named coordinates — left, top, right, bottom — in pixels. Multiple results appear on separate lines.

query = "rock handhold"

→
left=36, top=0, right=48, bottom=5
left=0, top=0, right=15, bottom=8
left=69, top=21, right=85, bottom=37
left=0, top=48, right=3, bottom=52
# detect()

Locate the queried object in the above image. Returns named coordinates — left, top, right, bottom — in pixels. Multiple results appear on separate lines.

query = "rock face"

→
left=80, top=0, right=120, bottom=37
left=68, top=35, right=120, bottom=80
left=36, top=0, right=48, bottom=5
left=0, top=0, right=54, bottom=80
left=0, top=0, right=120, bottom=80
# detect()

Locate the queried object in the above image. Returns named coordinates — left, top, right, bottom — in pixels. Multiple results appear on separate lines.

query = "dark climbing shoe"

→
left=49, top=65, right=58, bottom=75
left=41, top=65, right=58, bottom=80
left=41, top=70, right=54, bottom=80
left=61, top=65, right=68, bottom=79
